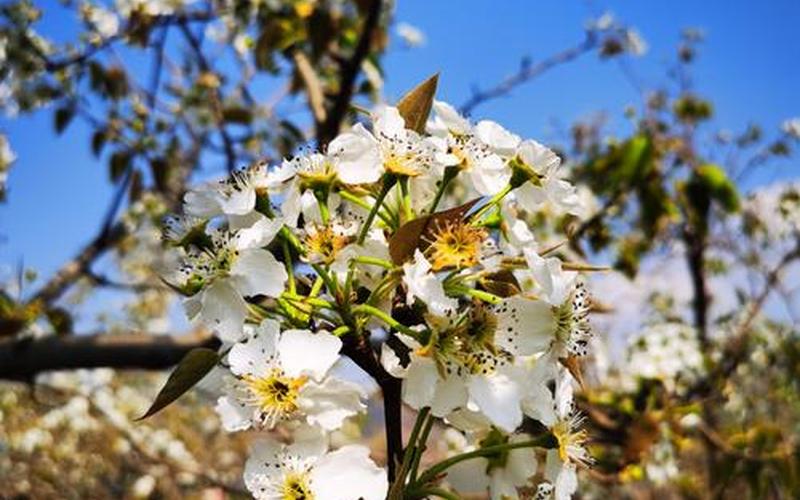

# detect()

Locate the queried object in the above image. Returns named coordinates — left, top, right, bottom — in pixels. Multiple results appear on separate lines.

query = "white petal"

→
left=470, top=153, right=511, bottom=196
left=554, top=463, right=578, bottom=500
left=215, top=395, right=251, bottom=432
left=286, top=424, right=327, bottom=463
left=228, top=319, right=280, bottom=377
left=235, top=215, right=284, bottom=248
left=430, top=374, right=468, bottom=417
left=184, top=185, right=222, bottom=218
left=329, top=124, right=383, bottom=184
left=380, top=342, right=409, bottom=378
left=468, top=371, right=523, bottom=432
left=402, top=357, right=439, bottom=410
left=373, top=105, right=406, bottom=138
left=523, top=248, right=577, bottom=306
left=298, top=377, right=366, bottom=430
left=311, top=446, right=388, bottom=500
left=403, top=250, right=457, bottom=316
left=517, top=139, right=560, bottom=176
left=447, top=456, right=491, bottom=495
left=432, top=100, right=471, bottom=135
left=489, top=470, right=520, bottom=500
left=243, top=438, right=284, bottom=494
left=475, top=120, right=520, bottom=156
left=506, top=434, right=538, bottom=484
left=201, top=280, right=248, bottom=342
left=231, top=248, right=288, bottom=298
left=495, top=297, right=554, bottom=356
left=278, top=330, right=342, bottom=381
left=217, top=185, right=256, bottom=215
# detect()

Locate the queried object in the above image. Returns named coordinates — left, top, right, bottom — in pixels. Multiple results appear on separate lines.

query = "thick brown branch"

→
left=0, top=332, right=218, bottom=381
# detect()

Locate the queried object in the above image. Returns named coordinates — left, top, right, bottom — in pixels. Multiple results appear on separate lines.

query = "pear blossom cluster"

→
left=163, top=99, right=598, bottom=499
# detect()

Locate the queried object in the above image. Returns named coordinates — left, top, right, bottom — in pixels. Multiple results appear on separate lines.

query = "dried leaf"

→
left=396, top=73, right=439, bottom=133
left=389, top=198, right=480, bottom=265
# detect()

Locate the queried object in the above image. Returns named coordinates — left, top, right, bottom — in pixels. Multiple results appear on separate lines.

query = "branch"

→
left=0, top=331, right=218, bottom=381
left=178, top=22, right=238, bottom=173
left=317, top=0, right=383, bottom=146
left=27, top=222, right=127, bottom=307
left=341, top=332, right=402, bottom=482
left=459, top=33, right=598, bottom=115
left=291, top=48, right=328, bottom=126
left=686, top=238, right=800, bottom=407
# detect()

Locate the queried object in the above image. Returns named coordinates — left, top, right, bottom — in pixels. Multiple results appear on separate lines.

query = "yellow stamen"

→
left=424, top=221, right=486, bottom=271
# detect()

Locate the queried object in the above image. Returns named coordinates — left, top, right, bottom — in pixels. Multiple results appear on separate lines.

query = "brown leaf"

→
left=136, top=348, right=219, bottom=420
left=559, top=355, right=586, bottom=389
left=478, top=269, right=522, bottom=298
left=388, top=198, right=480, bottom=265
left=396, top=73, right=439, bottom=133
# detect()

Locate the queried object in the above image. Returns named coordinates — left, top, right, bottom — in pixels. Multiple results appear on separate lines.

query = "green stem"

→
left=408, top=412, right=435, bottom=482
left=358, top=176, right=396, bottom=244
left=339, top=190, right=394, bottom=227
left=314, top=189, right=330, bottom=224
left=279, top=226, right=305, bottom=255
left=354, top=256, right=395, bottom=269
left=427, top=166, right=459, bottom=214
left=399, top=176, right=414, bottom=222
left=457, top=287, right=503, bottom=304
left=469, top=184, right=513, bottom=225
left=388, top=407, right=430, bottom=499
left=351, top=303, right=420, bottom=337
left=282, top=238, right=296, bottom=295
left=332, top=325, right=351, bottom=336
left=413, top=434, right=557, bottom=488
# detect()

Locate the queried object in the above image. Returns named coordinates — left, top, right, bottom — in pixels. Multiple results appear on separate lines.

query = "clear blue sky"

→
left=1, top=0, right=798, bottom=329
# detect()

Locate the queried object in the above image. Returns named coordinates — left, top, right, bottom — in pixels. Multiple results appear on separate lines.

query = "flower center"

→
left=424, top=221, right=486, bottom=271
left=281, top=472, right=314, bottom=500
left=554, top=283, right=592, bottom=357
left=243, top=369, right=307, bottom=425
left=552, top=415, right=591, bottom=465
left=304, top=224, right=352, bottom=264
left=419, top=309, right=510, bottom=377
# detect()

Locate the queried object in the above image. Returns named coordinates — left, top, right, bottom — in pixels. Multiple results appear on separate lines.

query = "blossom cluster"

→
left=162, top=97, right=597, bottom=499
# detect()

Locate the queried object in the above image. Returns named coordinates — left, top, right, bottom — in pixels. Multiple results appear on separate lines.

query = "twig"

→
left=459, top=33, right=598, bottom=115
left=317, top=0, right=383, bottom=146
left=291, top=48, right=328, bottom=125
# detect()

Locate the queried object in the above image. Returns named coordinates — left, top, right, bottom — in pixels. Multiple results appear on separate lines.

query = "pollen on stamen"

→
left=423, top=220, right=487, bottom=271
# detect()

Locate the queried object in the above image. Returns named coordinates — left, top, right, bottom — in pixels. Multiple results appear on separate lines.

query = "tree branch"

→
left=0, top=331, right=218, bottom=381
left=459, top=33, right=599, bottom=115
left=27, top=222, right=127, bottom=308
left=316, top=0, right=383, bottom=146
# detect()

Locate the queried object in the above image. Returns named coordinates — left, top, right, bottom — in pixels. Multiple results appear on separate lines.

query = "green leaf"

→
left=389, top=198, right=480, bottom=265
left=396, top=73, right=439, bottom=134
left=696, top=163, right=740, bottom=213
left=136, top=348, right=219, bottom=420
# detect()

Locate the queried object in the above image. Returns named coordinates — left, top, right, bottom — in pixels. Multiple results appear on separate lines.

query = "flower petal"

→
left=468, top=371, right=523, bottom=432
left=278, top=329, right=342, bottom=381
left=298, top=377, right=366, bottom=430
left=231, top=248, right=287, bottom=298
left=311, top=445, right=388, bottom=500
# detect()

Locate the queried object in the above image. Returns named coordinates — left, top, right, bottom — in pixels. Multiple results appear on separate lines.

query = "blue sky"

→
left=1, top=0, right=798, bottom=329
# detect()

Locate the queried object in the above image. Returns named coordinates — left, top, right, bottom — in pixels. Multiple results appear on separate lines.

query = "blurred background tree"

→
left=0, top=0, right=798, bottom=498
